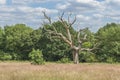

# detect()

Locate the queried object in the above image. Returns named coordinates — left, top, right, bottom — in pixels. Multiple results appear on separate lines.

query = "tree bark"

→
left=73, top=49, right=79, bottom=64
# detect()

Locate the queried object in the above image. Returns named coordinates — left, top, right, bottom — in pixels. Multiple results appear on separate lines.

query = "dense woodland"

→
left=0, top=22, right=120, bottom=63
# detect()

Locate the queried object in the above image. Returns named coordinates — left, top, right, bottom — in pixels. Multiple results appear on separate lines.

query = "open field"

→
left=0, top=62, right=120, bottom=80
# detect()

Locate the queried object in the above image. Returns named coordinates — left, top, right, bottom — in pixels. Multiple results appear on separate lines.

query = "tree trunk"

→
left=73, top=49, right=79, bottom=64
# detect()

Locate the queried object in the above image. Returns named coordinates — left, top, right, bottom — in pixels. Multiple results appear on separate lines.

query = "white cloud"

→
left=12, top=0, right=61, bottom=5
left=16, top=6, right=58, bottom=17
left=104, top=0, right=120, bottom=8
left=0, top=4, right=58, bottom=29
left=0, top=0, right=120, bottom=31
left=57, top=3, right=70, bottom=10
left=57, top=0, right=105, bottom=13
left=77, top=15, right=90, bottom=21
left=17, top=6, right=34, bottom=13
left=0, top=6, right=15, bottom=12
left=55, top=0, right=120, bottom=31
left=101, top=0, right=120, bottom=21
left=76, top=0, right=99, bottom=4
left=35, top=7, right=58, bottom=14
left=0, top=0, right=6, bottom=4
left=93, top=14, right=104, bottom=18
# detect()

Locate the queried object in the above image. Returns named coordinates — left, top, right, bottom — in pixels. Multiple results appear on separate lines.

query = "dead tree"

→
left=43, top=12, right=96, bottom=64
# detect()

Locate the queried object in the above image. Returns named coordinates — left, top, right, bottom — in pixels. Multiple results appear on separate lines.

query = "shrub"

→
left=79, top=51, right=97, bottom=62
left=10, top=52, right=23, bottom=60
left=29, top=49, right=44, bottom=65
left=60, top=57, right=70, bottom=63
left=0, top=51, right=12, bottom=61
left=0, top=54, right=12, bottom=60
left=106, top=57, right=115, bottom=63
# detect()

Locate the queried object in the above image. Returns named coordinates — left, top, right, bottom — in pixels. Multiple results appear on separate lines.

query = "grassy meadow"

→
left=0, top=62, right=120, bottom=80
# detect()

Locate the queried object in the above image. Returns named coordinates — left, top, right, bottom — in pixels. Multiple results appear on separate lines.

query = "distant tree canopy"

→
left=95, top=23, right=120, bottom=63
left=1, top=24, right=33, bottom=60
left=0, top=23, right=120, bottom=63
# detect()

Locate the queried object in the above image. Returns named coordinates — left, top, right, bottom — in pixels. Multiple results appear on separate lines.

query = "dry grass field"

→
left=0, top=62, right=120, bottom=80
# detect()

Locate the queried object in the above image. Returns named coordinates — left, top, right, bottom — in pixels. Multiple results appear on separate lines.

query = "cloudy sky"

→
left=0, top=0, right=120, bottom=32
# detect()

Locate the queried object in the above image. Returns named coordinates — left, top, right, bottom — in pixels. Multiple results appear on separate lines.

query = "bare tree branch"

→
left=77, top=30, right=82, bottom=44
left=67, top=13, right=71, bottom=24
left=81, top=48, right=92, bottom=51
left=77, top=28, right=88, bottom=43
left=43, top=12, right=74, bottom=47
left=42, top=11, right=94, bottom=64
left=58, top=12, right=73, bottom=43
left=49, top=32, right=72, bottom=46
left=42, top=11, right=52, bottom=24
left=70, top=16, right=77, bottom=26
left=42, top=11, right=57, bottom=33
left=81, top=42, right=100, bottom=52
left=77, top=29, right=87, bottom=43
left=58, top=13, right=69, bottom=29
left=83, top=34, right=87, bottom=40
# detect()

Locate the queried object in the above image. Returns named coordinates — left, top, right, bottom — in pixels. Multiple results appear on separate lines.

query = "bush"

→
left=60, top=57, right=70, bottom=63
left=0, top=54, right=12, bottom=60
left=79, top=51, right=97, bottom=62
left=10, top=52, right=22, bottom=60
left=106, top=57, right=115, bottom=63
left=29, top=49, right=44, bottom=65
left=0, top=51, right=12, bottom=61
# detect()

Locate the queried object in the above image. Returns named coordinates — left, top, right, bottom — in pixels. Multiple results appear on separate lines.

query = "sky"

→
left=0, top=0, right=120, bottom=32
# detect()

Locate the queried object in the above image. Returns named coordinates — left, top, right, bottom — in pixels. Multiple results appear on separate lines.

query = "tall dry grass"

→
left=0, top=62, right=120, bottom=80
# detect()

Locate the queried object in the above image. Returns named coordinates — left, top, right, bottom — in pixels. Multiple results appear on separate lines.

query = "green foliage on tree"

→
left=3, top=24, right=33, bottom=60
left=29, top=49, right=44, bottom=65
left=77, top=28, right=97, bottom=62
left=96, top=23, right=120, bottom=63
left=38, top=21, right=73, bottom=61
left=30, top=28, right=42, bottom=49
left=0, top=22, right=120, bottom=63
left=0, top=28, right=4, bottom=50
left=79, top=51, right=97, bottom=62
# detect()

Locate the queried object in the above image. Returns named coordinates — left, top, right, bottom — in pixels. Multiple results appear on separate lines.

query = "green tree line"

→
left=0, top=23, right=120, bottom=63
